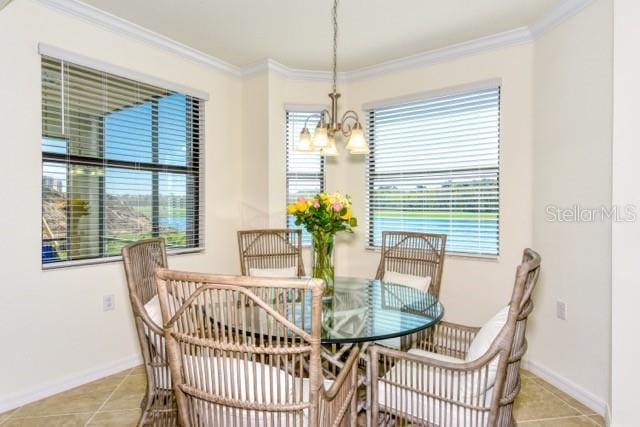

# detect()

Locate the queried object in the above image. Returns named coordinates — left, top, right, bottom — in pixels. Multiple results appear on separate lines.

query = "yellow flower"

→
left=287, top=203, right=297, bottom=214
left=341, top=207, right=352, bottom=220
left=296, top=200, right=308, bottom=212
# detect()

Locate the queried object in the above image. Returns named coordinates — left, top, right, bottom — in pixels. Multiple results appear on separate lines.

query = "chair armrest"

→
left=413, top=320, right=481, bottom=359
left=322, top=345, right=360, bottom=400
left=319, top=346, right=360, bottom=426
left=369, top=344, right=499, bottom=414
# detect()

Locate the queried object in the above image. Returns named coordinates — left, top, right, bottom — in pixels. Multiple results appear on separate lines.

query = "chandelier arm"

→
left=303, top=110, right=331, bottom=129
left=339, top=110, right=361, bottom=137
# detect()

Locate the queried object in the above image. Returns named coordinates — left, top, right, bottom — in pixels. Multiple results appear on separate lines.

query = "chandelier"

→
left=296, top=0, right=369, bottom=156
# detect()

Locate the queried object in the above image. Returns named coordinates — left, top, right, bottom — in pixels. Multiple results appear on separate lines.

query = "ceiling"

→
left=78, top=0, right=562, bottom=71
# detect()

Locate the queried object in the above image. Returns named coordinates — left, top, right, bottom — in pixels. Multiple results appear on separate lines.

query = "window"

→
left=41, top=56, right=204, bottom=266
left=366, top=86, right=500, bottom=256
left=285, top=110, right=325, bottom=244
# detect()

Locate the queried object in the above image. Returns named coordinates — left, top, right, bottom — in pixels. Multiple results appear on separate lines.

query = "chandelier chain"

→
left=332, top=0, right=338, bottom=94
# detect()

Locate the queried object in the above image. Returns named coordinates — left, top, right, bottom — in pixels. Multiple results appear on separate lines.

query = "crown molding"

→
left=244, top=25, right=532, bottom=83
left=246, top=27, right=533, bottom=83
left=34, top=0, right=242, bottom=77
left=0, top=0, right=13, bottom=12
left=529, top=0, right=596, bottom=39
left=242, top=58, right=336, bottom=82
left=240, top=0, right=593, bottom=82
left=342, top=26, right=533, bottom=82
left=33, top=0, right=594, bottom=83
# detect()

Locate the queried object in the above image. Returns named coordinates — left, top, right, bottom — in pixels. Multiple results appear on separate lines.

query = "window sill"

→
left=364, top=246, right=499, bottom=261
left=42, top=247, right=204, bottom=270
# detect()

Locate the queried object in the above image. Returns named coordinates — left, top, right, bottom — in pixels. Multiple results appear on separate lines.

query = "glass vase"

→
left=311, top=231, right=335, bottom=297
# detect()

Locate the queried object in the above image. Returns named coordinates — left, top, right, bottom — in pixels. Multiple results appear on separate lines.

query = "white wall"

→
left=241, top=73, right=270, bottom=228
left=611, top=0, right=640, bottom=425
left=530, top=0, right=612, bottom=412
left=0, top=0, right=243, bottom=409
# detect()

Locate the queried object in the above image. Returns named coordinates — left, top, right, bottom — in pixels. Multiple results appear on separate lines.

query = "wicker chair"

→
left=122, top=238, right=177, bottom=426
left=369, top=248, right=541, bottom=427
left=238, top=229, right=305, bottom=278
left=375, top=231, right=447, bottom=297
left=374, top=231, right=447, bottom=350
left=156, top=270, right=360, bottom=426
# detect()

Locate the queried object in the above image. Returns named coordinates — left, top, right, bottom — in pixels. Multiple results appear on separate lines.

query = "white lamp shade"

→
left=313, top=124, right=329, bottom=148
left=322, top=135, right=339, bottom=157
left=346, top=126, right=368, bottom=154
left=296, top=128, right=313, bottom=152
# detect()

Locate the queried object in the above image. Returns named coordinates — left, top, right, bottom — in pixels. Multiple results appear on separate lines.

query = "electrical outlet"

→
left=103, top=294, right=115, bottom=312
left=556, top=300, right=567, bottom=320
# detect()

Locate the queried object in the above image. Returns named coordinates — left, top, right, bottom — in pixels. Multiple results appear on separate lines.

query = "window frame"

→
left=365, top=84, right=501, bottom=258
left=41, top=58, right=204, bottom=269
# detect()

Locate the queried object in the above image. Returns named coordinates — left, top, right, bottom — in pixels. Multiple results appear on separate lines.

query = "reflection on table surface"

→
left=295, top=277, right=444, bottom=344
left=201, top=276, right=444, bottom=345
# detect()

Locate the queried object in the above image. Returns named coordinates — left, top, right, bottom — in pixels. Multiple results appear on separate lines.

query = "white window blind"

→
left=286, top=110, right=325, bottom=244
left=41, top=56, right=204, bottom=266
left=366, top=86, right=500, bottom=256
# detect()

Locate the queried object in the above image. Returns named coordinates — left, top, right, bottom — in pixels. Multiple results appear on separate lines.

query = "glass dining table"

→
left=306, top=276, right=444, bottom=421
left=296, top=276, right=445, bottom=345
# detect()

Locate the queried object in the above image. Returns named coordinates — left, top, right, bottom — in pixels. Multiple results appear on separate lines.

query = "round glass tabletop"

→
left=316, top=276, right=444, bottom=344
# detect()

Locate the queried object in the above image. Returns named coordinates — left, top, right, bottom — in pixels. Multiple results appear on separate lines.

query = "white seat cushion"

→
left=144, top=295, right=163, bottom=326
left=375, top=336, right=402, bottom=350
left=383, top=271, right=432, bottom=291
left=407, top=347, right=465, bottom=363
left=375, top=271, right=431, bottom=349
left=142, top=295, right=170, bottom=387
left=184, top=355, right=332, bottom=426
left=249, top=266, right=298, bottom=278
left=378, top=348, right=490, bottom=425
left=465, top=305, right=509, bottom=395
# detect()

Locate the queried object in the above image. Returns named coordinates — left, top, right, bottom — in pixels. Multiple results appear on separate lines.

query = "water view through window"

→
left=366, top=87, right=500, bottom=256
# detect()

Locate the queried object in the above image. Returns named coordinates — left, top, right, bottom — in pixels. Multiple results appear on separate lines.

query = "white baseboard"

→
left=522, top=358, right=608, bottom=418
left=0, top=353, right=142, bottom=413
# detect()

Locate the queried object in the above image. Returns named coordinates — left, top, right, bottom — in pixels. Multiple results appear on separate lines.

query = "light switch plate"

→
left=556, top=300, right=567, bottom=320
left=103, top=294, right=115, bottom=312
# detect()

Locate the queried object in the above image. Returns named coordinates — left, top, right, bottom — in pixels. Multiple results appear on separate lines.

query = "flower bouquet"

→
left=287, top=192, right=357, bottom=296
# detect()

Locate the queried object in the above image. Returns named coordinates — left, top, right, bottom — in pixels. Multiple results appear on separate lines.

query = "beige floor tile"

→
left=13, top=376, right=123, bottom=417
left=521, top=369, right=535, bottom=378
left=2, top=413, right=92, bottom=427
left=109, top=368, right=133, bottom=379
left=0, top=408, right=18, bottom=423
left=87, top=409, right=141, bottom=426
left=100, top=375, right=146, bottom=411
left=534, top=379, right=597, bottom=415
left=514, top=381, right=581, bottom=422
left=129, top=365, right=146, bottom=375
left=517, top=415, right=600, bottom=426
left=6, top=367, right=603, bottom=426
left=587, top=415, right=606, bottom=426
left=517, top=380, right=556, bottom=403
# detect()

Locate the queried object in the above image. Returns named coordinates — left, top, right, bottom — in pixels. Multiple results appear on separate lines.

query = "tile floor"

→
left=0, top=367, right=605, bottom=426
